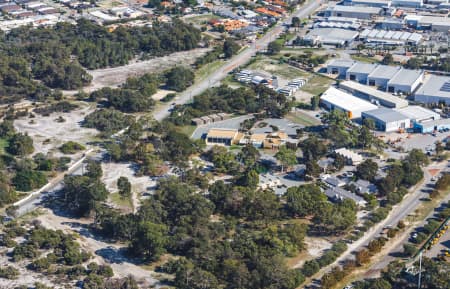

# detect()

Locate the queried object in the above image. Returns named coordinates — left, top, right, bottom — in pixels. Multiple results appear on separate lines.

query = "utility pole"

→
left=418, top=251, right=422, bottom=289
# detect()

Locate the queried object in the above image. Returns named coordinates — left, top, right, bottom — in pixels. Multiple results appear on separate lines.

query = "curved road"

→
left=153, top=0, right=323, bottom=121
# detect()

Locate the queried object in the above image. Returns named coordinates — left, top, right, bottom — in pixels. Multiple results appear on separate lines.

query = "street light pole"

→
left=418, top=251, right=422, bottom=289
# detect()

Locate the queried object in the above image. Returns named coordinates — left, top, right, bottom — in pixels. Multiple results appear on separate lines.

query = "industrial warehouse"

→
left=320, top=82, right=450, bottom=133
left=327, top=60, right=425, bottom=94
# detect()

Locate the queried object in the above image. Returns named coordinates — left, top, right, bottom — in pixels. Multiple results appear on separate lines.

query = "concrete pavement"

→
left=153, top=0, right=323, bottom=121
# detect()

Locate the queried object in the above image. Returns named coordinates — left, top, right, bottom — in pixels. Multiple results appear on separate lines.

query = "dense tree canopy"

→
left=168, top=85, right=292, bottom=125
left=0, top=19, right=201, bottom=103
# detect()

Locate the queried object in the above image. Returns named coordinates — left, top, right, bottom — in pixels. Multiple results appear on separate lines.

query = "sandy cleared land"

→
left=13, top=103, right=98, bottom=156
left=0, top=255, right=64, bottom=288
left=84, top=48, right=211, bottom=92
left=152, top=89, right=176, bottom=101
left=36, top=210, right=160, bottom=288
left=292, top=237, right=333, bottom=268
left=101, top=162, right=156, bottom=211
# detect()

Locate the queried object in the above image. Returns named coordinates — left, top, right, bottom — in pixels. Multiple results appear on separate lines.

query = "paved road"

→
left=307, top=160, right=448, bottom=287
left=366, top=170, right=450, bottom=276
left=153, top=0, right=323, bottom=121
left=14, top=150, right=100, bottom=217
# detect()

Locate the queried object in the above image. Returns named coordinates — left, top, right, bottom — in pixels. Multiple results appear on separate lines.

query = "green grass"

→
left=195, top=60, right=224, bottom=82
left=300, top=74, right=335, bottom=96
left=286, top=111, right=320, bottom=127
left=351, top=54, right=380, bottom=64
left=246, top=56, right=310, bottom=79
left=109, top=193, right=133, bottom=208
left=281, top=47, right=325, bottom=53
left=221, top=75, right=244, bottom=88
left=0, top=138, right=8, bottom=154
left=184, top=14, right=221, bottom=26
left=177, top=125, right=196, bottom=137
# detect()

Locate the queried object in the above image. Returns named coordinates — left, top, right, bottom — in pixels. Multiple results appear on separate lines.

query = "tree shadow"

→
left=95, top=246, right=129, bottom=264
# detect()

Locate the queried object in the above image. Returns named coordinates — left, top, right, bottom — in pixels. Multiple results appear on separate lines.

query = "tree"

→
left=268, top=40, right=282, bottom=55
left=239, top=169, right=259, bottom=189
left=356, top=249, right=371, bottom=266
left=13, top=169, right=47, bottom=192
left=381, top=53, right=394, bottom=65
left=165, top=66, right=194, bottom=92
left=62, top=175, right=108, bottom=216
left=310, top=95, right=320, bottom=110
left=305, top=160, right=321, bottom=178
left=291, top=16, right=301, bottom=28
left=205, top=145, right=239, bottom=174
left=356, top=159, right=378, bottom=181
left=223, top=38, right=240, bottom=58
left=237, top=144, right=260, bottom=168
left=302, top=260, right=320, bottom=277
left=435, top=173, right=450, bottom=191
left=299, top=136, right=327, bottom=161
left=275, top=146, right=297, bottom=172
left=285, top=184, right=327, bottom=217
left=403, top=243, right=417, bottom=257
left=128, top=221, right=168, bottom=261
left=0, top=120, right=15, bottom=137
left=435, top=141, right=444, bottom=156
left=117, top=176, right=131, bottom=198
left=85, top=160, right=102, bottom=180
left=7, top=133, right=34, bottom=156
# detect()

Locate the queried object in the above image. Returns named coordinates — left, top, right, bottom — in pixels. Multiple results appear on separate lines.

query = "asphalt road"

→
left=367, top=172, right=450, bottom=275
left=14, top=150, right=100, bottom=217
left=153, top=0, right=323, bottom=121
left=307, top=160, right=449, bottom=287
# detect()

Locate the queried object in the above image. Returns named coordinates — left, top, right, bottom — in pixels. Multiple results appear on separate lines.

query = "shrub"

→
left=0, top=265, right=19, bottom=279
left=59, top=141, right=85, bottom=154
left=403, top=243, right=417, bottom=257
left=302, top=260, right=320, bottom=277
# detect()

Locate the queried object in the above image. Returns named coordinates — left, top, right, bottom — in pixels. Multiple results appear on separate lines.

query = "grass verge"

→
left=109, top=192, right=133, bottom=209
left=286, top=111, right=320, bottom=126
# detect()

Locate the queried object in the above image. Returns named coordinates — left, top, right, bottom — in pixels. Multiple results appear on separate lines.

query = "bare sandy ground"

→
left=84, top=48, right=211, bottom=92
left=101, top=162, right=156, bottom=212
left=36, top=210, right=160, bottom=287
left=292, top=237, right=333, bottom=268
left=13, top=103, right=98, bottom=156
left=152, top=89, right=176, bottom=101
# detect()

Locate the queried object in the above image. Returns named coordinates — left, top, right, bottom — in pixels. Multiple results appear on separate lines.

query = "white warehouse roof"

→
left=340, top=80, right=409, bottom=108
left=328, top=5, right=382, bottom=14
left=414, top=75, right=450, bottom=105
left=396, top=106, right=440, bottom=122
left=388, top=68, right=423, bottom=87
left=321, top=87, right=378, bottom=117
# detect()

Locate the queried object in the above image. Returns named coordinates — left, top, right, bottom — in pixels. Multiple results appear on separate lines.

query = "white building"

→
left=396, top=106, right=440, bottom=124
left=334, top=148, right=363, bottom=165
left=339, top=80, right=409, bottom=109
left=320, top=87, right=378, bottom=119
left=325, top=5, right=382, bottom=19
left=346, top=62, right=378, bottom=84
left=386, top=68, right=424, bottom=94
left=361, top=107, right=411, bottom=132
left=327, top=59, right=356, bottom=76
left=414, top=75, right=450, bottom=105
left=344, top=0, right=392, bottom=8
left=367, top=65, right=401, bottom=89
